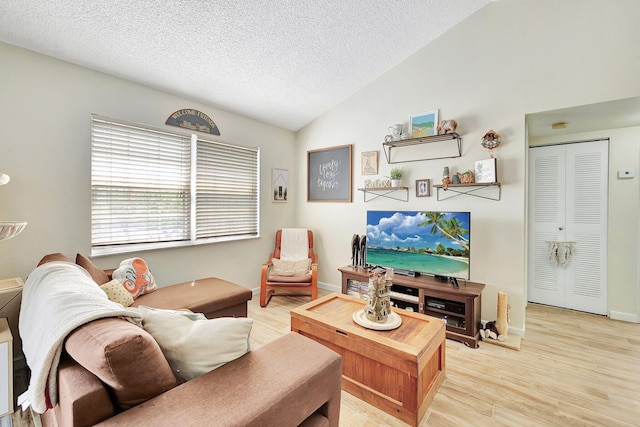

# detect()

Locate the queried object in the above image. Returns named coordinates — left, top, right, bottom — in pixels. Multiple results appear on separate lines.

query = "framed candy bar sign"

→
left=307, top=144, right=352, bottom=202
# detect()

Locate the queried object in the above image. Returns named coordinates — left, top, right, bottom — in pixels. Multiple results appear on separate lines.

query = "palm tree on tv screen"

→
left=444, top=217, right=469, bottom=246
left=419, top=212, right=469, bottom=251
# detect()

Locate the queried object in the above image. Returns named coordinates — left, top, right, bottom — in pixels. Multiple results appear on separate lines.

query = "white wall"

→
left=2, top=0, right=640, bottom=334
left=296, top=0, right=640, bottom=332
left=0, top=42, right=297, bottom=290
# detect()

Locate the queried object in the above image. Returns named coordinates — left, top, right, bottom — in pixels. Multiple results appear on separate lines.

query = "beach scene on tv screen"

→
left=366, top=211, right=470, bottom=279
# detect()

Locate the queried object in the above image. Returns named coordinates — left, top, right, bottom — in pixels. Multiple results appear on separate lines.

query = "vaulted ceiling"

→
left=0, top=0, right=492, bottom=131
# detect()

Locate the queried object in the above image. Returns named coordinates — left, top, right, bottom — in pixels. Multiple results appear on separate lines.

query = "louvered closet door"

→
left=564, top=141, right=608, bottom=314
left=528, top=145, right=566, bottom=308
left=528, top=140, right=608, bottom=315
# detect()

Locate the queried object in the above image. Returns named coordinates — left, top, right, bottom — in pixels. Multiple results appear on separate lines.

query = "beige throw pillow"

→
left=138, top=306, right=253, bottom=381
left=271, top=258, right=311, bottom=276
left=100, top=279, right=135, bottom=307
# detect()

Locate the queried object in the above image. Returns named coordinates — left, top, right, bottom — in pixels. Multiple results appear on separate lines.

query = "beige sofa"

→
left=25, top=254, right=342, bottom=427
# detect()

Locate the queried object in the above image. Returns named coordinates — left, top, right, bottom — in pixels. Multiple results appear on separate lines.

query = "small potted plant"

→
left=388, top=167, right=403, bottom=187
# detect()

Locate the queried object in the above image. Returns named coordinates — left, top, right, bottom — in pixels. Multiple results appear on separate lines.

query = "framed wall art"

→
left=307, top=144, right=352, bottom=202
left=361, top=151, right=379, bottom=175
left=165, top=109, right=220, bottom=135
left=475, top=158, right=498, bottom=183
left=272, top=168, right=288, bottom=202
left=410, top=110, right=439, bottom=138
left=416, top=179, right=431, bottom=197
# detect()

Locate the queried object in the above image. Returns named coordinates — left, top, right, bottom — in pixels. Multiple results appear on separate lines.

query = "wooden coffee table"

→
left=291, top=293, right=446, bottom=426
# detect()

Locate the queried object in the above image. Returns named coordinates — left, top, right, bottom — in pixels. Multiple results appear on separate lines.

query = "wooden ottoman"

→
left=132, top=277, right=252, bottom=318
left=291, top=293, right=446, bottom=426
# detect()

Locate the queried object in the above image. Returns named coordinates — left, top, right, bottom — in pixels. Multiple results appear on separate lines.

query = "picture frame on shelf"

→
left=409, top=110, right=439, bottom=138
left=307, top=144, right=353, bottom=202
left=361, top=151, right=379, bottom=175
left=416, top=179, right=431, bottom=197
left=272, top=168, right=288, bottom=202
left=474, top=158, right=498, bottom=183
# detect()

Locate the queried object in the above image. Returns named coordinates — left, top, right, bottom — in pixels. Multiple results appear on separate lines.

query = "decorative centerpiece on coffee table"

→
left=352, top=268, right=402, bottom=330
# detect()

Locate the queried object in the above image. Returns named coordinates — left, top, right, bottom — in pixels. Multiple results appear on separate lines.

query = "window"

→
left=91, top=115, right=259, bottom=256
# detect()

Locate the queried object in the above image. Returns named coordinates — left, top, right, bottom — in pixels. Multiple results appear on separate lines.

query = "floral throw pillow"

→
left=112, top=258, right=158, bottom=299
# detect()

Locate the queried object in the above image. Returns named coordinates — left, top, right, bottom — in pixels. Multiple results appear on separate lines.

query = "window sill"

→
left=91, top=234, right=260, bottom=257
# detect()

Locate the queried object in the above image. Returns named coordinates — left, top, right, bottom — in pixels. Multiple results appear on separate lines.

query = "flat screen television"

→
left=366, top=210, right=470, bottom=280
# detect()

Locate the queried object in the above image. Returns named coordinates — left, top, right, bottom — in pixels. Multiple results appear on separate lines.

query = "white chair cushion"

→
left=271, top=258, right=312, bottom=276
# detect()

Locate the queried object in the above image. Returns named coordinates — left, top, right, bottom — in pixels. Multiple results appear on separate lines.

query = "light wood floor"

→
left=12, top=290, right=640, bottom=427
left=248, top=290, right=640, bottom=427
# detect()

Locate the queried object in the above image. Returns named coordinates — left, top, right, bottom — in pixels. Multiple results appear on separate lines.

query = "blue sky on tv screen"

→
left=366, top=211, right=469, bottom=250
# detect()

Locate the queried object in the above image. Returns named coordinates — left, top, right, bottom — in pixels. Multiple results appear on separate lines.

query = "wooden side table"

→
left=0, top=277, right=23, bottom=356
left=0, top=277, right=22, bottom=417
left=0, top=318, right=13, bottom=418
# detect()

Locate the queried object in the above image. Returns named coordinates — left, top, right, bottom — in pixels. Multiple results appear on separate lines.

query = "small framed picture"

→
left=272, top=168, right=288, bottom=202
left=475, top=158, right=498, bottom=183
left=361, top=151, right=379, bottom=175
left=410, top=110, right=439, bottom=138
left=416, top=179, right=431, bottom=197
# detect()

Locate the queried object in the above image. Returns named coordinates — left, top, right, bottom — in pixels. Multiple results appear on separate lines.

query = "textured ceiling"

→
left=0, top=0, right=492, bottom=131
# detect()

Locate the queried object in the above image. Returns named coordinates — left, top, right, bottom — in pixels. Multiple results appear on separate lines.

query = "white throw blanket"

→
left=18, top=261, right=142, bottom=413
left=280, top=228, right=309, bottom=261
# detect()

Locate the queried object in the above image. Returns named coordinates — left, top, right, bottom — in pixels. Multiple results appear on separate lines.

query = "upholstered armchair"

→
left=260, top=229, right=318, bottom=307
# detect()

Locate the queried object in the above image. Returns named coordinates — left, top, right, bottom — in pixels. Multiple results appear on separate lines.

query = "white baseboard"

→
left=318, top=282, right=340, bottom=293
left=508, top=326, right=525, bottom=338
left=609, top=311, right=639, bottom=323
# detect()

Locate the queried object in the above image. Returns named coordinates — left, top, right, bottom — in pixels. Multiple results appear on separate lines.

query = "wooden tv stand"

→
left=339, top=266, right=485, bottom=348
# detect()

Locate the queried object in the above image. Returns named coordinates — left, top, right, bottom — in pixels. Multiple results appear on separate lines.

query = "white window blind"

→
left=196, top=139, right=259, bottom=239
left=91, top=115, right=259, bottom=255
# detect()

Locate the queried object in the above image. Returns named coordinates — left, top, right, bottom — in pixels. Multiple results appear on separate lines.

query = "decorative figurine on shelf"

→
left=481, top=129, right=501, bottom=158
left=350, top=234, right=368, bottom=267
left=388, top=124, right=403, bottom=141
left=437, top=119, right=458, bottom=135
left=364, top=268, right=393, bottom=323
left=442, top=166, right=451, bottom=188
left=452, top=173, right=461, bottom=184
left=458, top=170, right=475, bottom=184
left=351, top=234, right=360, bottom=266
left=358, top=235, right=367, bottom=267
